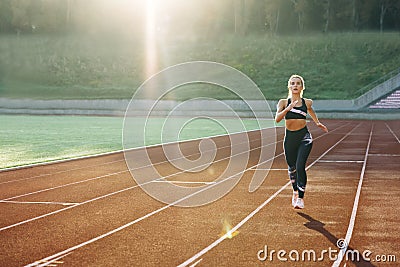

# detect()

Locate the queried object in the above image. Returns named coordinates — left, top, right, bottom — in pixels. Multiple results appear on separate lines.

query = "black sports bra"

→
left=285, top=98, right=307, bottom=120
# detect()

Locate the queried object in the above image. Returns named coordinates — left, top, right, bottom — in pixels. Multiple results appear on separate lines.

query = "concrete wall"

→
left=1, top=97, right=399, bottom=119
left=0, top=98, right=275, bottom=117
left=1, top=71, right=399, bottom=119
left=0, top=99, right=130, bottom=115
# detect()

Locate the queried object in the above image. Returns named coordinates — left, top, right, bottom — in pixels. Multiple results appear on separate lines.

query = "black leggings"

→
left=284, top=127, right=313, bottom=198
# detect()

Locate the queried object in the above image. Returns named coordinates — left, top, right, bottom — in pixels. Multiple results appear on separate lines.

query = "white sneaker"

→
left=292, top=192, right=298, bottom=207
left=294, top=198, right=304, bottom=209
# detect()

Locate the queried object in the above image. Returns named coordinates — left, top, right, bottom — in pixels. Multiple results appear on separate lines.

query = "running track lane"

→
left=0, top=127, right=285, bottom=230
left=21, top=121, right=345, bottom=267
left=1, top=120, right=396, bottom=265
left=177, top=122, right=366, bottom=266
left=7, top=120, right=340, bottom=266
left=178, top=121, right=399, bottom=267
left=0, top=122, right=352, bottom=267
left=341, top=121, right=400, bottom=267
left=1, top=125, right=292, bottom=266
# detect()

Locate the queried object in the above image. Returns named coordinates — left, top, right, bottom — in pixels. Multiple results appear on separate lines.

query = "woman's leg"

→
left=284, top=136, right=299, bottom=192
left=295, top=131, right=313, bottom=199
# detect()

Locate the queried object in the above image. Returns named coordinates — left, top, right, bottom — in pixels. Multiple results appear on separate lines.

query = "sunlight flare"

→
left=145, top=0, right=158, bottom=79
left=220, top=219, right=239, bottom=239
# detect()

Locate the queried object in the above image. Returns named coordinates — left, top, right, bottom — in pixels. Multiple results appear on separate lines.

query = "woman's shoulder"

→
left=303, top=98, right=313, bottom=107
left=277, top=98, right=288, bottom=105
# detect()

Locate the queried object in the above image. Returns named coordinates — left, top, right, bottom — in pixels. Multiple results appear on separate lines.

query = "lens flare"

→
left=145, top=0, right=158, bottom=81
left=220, top=219, right=239, bottom=239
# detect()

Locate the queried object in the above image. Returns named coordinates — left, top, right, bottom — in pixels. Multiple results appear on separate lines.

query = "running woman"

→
left=275, top=74, right=328, bottom=209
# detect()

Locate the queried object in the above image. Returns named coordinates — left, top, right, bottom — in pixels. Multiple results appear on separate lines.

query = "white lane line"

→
left=25, top=204, right=168, bottom=266
left=0, top=128, right=280, bottom=232
left=23, top=149, right=284, bottom=267
left=0, top=158, right=124, bottom=186
left=0, top=200, right=79, bottom=206
left=27, top=152, right=290, bottom=267
left=150, top=123, right=347, bottom=188
left=178, top=123, right=362, bottom=267
left=24, top=124, right=347, bottom=267
left=152, top=181, right=216, bottom=185
left=189, top=258, right=203, bottom=267
left=1, top=122, right=346, bottom=232
left=317, top=160, right=364, bottom=163
left=0, top=125, right=280, bottom=174
left=0, top=185, right=137, bottom=232
left=249, top=168, right=287, bottom=171
left=1, top=122, right=336, bottom=199
left=1, top=128, right=276, bottom=201
left=30, top=252, right=72, bottom=267
left=0, top=132, right=255, bottom=185
left=385, top=122, right=400, bottom=143
left=368, top=153, right=400, bottom=157
left=1, top=170, right=128, bottom=201
left=332, top=124, right=373, bottom=267
left=0, top=149, right=126, bottom=173
left=178, top=181, right=291, bottom=267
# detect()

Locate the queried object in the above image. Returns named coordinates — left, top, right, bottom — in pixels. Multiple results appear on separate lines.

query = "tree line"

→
left=0, top=0, right=399, bottom=35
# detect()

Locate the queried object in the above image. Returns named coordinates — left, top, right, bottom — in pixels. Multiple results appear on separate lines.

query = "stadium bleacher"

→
left=369, top=89, right=400, bottom=109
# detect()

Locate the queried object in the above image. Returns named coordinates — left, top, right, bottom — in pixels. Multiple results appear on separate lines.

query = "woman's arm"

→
left=275, top=99, right=298, bottom=123
left=306, top=99, right=328, bottom=132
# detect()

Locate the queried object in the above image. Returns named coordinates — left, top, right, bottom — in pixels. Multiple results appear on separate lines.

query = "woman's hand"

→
left=275, top=99, right=297, bottom=123
left=316, top=122, right=328, bottom=132
left=287, top=100, right=298, bottom=110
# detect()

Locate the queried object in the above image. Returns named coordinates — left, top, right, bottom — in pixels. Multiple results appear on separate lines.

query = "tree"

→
left=10, top=0, right=32, bottom=34
left=65, top=0, right=73, bottom=30
left=379, top=0, right=400, bottom=32
left=291, top=0, right=307, bottom=32
left=352, top=0, right=360, bottom=30
left=322, top=0, right=331, bottom=32
left=233, top=0, right=248, bottom=35
left=265, top=0, right=281, bottom=33
left=246, top=0, right=267, bottom=33
left=0, top=0, right=13, bottom=32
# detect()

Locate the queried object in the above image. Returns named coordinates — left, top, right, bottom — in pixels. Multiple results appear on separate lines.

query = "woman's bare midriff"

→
left=285, top=119, right=307, bottom=131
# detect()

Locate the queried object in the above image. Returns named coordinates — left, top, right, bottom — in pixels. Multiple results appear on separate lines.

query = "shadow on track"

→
left=298, top=212, right=375, bottom=267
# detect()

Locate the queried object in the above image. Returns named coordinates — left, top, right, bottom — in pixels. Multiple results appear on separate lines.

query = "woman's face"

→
left=289, top=77, right=303, bottom=95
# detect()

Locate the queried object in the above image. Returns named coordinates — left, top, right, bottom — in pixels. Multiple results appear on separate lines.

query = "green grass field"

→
left=0, top=115, right=278, bottom=169
left=1, top=32, right=399, bottom=100
left=1, top=32, right=399, bottom=169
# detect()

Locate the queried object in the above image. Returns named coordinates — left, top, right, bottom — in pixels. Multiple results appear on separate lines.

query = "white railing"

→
left=354, top=68, right=400, bottom=109
left=369, top=89, right=400, bottom=109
